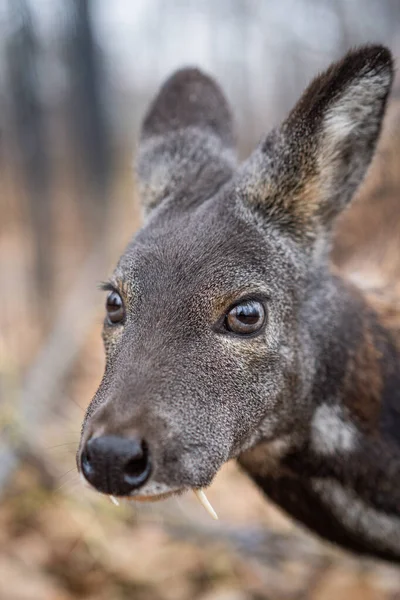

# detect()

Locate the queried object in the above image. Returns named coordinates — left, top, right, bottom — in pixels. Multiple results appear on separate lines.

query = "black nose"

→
left=81, top=435, right=151, bottom=496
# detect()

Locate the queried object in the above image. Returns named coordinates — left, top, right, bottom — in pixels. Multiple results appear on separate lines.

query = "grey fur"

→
left=78, top=46, right=400, bottom=562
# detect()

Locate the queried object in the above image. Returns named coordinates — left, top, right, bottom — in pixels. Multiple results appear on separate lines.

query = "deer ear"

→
left=239, top=45, right=393, bottom=241
left=137, top=68, right=236, bottom=214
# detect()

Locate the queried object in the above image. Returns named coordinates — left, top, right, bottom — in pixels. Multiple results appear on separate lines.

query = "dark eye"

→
left=225, top=300, right=265, bottom=335
left=106, top=291, right=125, bottom=324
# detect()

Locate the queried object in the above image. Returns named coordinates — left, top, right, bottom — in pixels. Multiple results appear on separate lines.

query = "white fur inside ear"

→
left=324, top=109, right=355, bottom=143
left=322, top=67, right=391, bottom=150
left=311, top=404, right=358, bottom=455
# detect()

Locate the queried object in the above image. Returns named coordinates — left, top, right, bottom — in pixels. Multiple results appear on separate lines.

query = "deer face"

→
left=78, top=47, right=392, bottom=502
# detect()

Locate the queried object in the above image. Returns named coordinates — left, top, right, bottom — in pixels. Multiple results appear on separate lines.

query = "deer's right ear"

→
left=237, top=45, right=393, bottom=242
left=136, top=68, right=236, bottom=215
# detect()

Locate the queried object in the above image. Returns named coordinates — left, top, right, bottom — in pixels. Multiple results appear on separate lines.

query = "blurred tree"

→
left=6, top=0, right=51, bottom=325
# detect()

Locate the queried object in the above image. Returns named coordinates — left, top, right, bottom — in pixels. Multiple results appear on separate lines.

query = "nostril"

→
left=80, top=445, right=93, bottom=478
left=124, top=455, right=147, bottom=478
left=123, top=440, right=151, bottom=486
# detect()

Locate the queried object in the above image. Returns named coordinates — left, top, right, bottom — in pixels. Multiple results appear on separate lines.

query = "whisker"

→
left=46, top=442, right=79, bottom=449
left=47, top=451, right=77, bottom=461
left=57, top=466, right=78, bottom=481
left=68, top=397, right=86, bottom=413
left=51, top=428, right=82, bottom=438
left=54, top=476, right=80, bottom=494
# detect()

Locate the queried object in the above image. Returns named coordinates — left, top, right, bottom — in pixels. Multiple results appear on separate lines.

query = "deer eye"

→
left=225, top=300, right=265, bottom=335
left=106, top=291, right=125, bottom=324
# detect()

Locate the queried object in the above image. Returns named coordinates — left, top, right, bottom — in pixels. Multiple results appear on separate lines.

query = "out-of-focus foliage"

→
left=1, top=1, right=400, bottom=598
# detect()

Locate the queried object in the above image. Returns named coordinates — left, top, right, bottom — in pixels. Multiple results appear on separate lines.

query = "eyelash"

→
left=100, top=282, right=118, bottom=293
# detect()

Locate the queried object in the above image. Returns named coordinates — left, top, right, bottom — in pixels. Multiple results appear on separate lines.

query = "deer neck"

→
left=239, top=275, right=400, bottom=560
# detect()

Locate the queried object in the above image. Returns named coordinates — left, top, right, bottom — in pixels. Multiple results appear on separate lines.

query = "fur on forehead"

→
left=115, top=192, right=307, bottom=304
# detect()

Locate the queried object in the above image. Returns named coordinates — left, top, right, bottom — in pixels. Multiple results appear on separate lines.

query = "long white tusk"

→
left=193, top=489, right=218, bottom=520
left=109, top=495, right=120, bottom=506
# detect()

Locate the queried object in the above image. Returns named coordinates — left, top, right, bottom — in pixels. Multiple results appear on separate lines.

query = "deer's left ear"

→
left=137, top=68, right=236, bottom=215
left=239, top=45, right=394, bottom=239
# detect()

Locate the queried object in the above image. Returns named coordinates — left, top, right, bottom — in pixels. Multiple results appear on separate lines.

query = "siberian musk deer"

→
left=78, top=45, right=400, bottom=562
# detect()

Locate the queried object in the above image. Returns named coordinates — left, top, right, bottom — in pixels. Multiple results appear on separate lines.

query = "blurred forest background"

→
left=1, top=1, right=400, bottom=599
